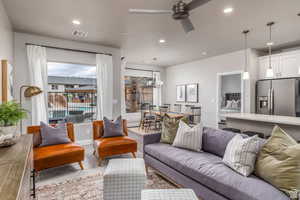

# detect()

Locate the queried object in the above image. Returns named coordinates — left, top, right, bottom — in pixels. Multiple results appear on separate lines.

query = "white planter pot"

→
left=0, top=126, right=18, bottom=137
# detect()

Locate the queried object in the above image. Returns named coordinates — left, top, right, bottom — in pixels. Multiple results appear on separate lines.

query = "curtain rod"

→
left=25, top=43, right=113, bottom=56
left=125, top=67, right=160, bottom=73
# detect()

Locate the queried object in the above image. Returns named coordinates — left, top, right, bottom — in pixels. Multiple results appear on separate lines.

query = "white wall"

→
left=14, top=32, right=121, bottom=132
left=0, top=0, right=14, bottom=101
left=164, top=49, right=259, bottom=128
left=221, top=74, right=241, bottom=95
left=0, top=0, right=13, bottom=62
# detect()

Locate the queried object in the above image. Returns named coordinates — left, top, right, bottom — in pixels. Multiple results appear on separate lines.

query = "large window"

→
left=125, top=76, right=154, bottom=113
left=47, top=62, right=97, bottom=123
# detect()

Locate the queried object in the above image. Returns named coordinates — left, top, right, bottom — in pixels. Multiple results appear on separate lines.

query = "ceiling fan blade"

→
left=181, top=18, right=195, bottom=33
left=129, top=9, right=173, bottom=14
left=186, top=0, right=211, bottom=11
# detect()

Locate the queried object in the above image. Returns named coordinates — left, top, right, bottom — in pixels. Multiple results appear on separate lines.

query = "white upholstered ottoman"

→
left=141, top=189, right=198, bottom=200
left=103, top=158, right=147, bottom=200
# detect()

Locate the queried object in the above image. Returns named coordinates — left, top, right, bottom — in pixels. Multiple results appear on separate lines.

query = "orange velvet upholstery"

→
left=27, top=123, right=85, bottom=171
left=92, top=120, right=137, bottom=163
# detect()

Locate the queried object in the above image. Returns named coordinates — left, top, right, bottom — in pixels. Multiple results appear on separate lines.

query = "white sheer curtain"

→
left=27, top=45, right=48, bottom=125
left=120, top=59, right=127, bottom=115
left=96, top=54, right=113, bottom=119
left=153, top=71, right=162, bottom=106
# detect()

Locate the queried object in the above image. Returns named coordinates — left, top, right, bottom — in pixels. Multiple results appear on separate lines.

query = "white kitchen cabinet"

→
left=258, top=50, right=300, bottom=79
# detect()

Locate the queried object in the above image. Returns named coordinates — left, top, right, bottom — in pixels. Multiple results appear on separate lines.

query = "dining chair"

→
left=139, top=103, right=150, bottom=130
left=173, top=104, right=182, bottom=113
left=144, top=105, right=157, bottom=132
left=156, top=106, right=169, bottom=130
left=163, top=104, right=171, bottom=112
left=184, top=105, right=193, bottom=114
left=190, top=106, right=201, bottom=125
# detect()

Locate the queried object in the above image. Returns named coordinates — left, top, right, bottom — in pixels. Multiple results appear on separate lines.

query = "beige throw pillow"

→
left=223, top=135, right=261, bottom=176
left=172, top=121, right=203, bottom=152
left=255, top=126, right=300, bottom=198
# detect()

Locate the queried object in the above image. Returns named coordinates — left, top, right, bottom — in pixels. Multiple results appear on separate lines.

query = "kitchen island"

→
left=221, top=113, right=300, bottom=141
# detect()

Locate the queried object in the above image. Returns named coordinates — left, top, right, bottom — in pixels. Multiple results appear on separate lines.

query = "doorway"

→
left=216, top=71, right=244, bottom=126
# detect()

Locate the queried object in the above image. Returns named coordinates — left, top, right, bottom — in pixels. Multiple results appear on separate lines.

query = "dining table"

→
left=145, top=110, right=190, bottom=119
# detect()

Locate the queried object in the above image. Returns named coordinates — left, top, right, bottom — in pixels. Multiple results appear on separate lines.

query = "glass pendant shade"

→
left=242, top=71, right=250, bottom=80
left=266, top=68, right=274, bottom=78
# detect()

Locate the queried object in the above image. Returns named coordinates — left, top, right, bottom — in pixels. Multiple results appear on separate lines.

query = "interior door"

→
left=272, top=79, right=296, bottom=116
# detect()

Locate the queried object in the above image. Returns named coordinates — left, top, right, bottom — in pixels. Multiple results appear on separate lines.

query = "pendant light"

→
left=242, top=30, right=250, bottom=80
left=266, top=22, right=275, bottom=78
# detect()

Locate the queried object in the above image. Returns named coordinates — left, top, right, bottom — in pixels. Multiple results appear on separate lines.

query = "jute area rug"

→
left=36, top=168, right=177, bottom=200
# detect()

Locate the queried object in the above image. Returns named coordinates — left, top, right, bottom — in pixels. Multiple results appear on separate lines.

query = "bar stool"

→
left=173, top=104, right=182, bottom=113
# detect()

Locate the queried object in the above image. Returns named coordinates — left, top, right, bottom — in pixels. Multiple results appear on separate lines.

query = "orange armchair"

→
left=27, top=122, right=85, bottom=171
left=92, top=120, right=137, bottom=165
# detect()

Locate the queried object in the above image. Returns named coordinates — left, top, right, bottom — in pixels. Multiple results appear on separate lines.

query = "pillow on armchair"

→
left=103, top=116, right=124, bottom=138
left=40, top=122, right=71, bottom=147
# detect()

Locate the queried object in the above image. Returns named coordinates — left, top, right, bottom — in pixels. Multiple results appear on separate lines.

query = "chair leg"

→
left=98, top=157, right=103, bottom=166
left=79, top=162, right=84, bottom=170
left=132, top=152, right=136, bottom=158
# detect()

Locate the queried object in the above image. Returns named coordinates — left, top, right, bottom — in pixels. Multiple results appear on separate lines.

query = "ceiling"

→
left=3, top=0, right=300, bottom=66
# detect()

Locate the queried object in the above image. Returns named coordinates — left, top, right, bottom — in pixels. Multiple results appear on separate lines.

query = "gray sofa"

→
left=143, top=127, right=289, bottom=200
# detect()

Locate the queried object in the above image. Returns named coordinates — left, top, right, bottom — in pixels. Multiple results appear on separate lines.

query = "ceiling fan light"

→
left=266, top=68, right=274, bottom=78
left=242, top=72, right=250, bottom=80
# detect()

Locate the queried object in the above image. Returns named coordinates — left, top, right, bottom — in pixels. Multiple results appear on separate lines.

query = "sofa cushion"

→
left=223, top=135, right=261, bottom=176
left=94, top=136, right=137, bottom=157
left=34, top=143, right=84, bottom=171
left=145, top=143, right=289, bottom=200
left=202, top=127, right=236, bottom=157
left=160, top=115, right=189, bottom=144
left=256, top=126, right=300, bottom=198
left=173, top=121, right=203, bottom=152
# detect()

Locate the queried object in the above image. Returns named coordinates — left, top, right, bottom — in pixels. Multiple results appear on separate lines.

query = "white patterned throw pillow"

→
left=172, top=121, right=203, bottom=152
left=223, top=134, right=261, bottom=176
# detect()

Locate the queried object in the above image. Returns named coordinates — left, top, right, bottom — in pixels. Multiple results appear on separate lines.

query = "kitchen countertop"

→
left=221, top=113, right=300, bottom=126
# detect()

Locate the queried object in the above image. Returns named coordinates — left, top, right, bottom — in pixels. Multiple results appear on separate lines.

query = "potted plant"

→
left=0, top=101, right=27, bottom=145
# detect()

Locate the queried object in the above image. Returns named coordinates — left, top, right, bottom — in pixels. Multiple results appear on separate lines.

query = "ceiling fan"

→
left=129, top=0, right=211, bottom=33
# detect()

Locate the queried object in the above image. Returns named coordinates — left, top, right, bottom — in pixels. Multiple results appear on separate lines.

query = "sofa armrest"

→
left=143, top=132, right=161, bottom=150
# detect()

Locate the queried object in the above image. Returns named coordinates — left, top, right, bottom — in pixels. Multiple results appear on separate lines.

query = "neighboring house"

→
left=48, top=76, right=97, bottom=92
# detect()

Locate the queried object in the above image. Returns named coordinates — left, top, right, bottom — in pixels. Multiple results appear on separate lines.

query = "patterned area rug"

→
left=36, top=168, right=177, bottom=200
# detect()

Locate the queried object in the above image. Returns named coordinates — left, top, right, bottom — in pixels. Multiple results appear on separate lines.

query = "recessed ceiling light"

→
left=202, top=52, right=207, bottom=56
left=72, top=20, right=81, bottom=25
left=159, top=39, right=166, bottom=43
left=267, top=41, right=274, bottom=46
left=223, top=7, right=233, bottom=14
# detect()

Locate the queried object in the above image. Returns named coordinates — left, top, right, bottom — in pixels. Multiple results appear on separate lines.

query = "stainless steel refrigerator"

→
left=256, top=78, right=300, bottom=117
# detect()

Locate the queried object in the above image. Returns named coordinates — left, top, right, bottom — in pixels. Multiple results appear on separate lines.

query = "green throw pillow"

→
left=160, top=114, right=189, bottom=144
left=255, top=126, right=300, bottom=198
